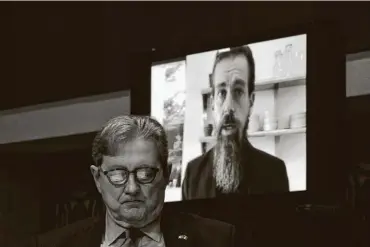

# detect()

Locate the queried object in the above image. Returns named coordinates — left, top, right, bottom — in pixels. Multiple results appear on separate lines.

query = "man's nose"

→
left=225, top=111, right=235, bottom=123
left=223, top=91, right=235, bottom=113
left=124, top=174, right=140, bottom=195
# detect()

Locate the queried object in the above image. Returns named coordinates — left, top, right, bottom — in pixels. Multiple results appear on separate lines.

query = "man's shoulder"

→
left=183, top=151, right=213, bottom=187
left=250, top=145, right=285, bottom=167
left=174, top=212, right=235, bottom=246
left=37, top=217, right=100, bottom=247
left=187, top=153, right=206, bottom=166
left=182, top=212, right=234, bottom=231
left=186, top=150, right=212, bottom=172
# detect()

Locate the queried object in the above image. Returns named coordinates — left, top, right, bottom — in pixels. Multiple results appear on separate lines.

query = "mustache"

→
left=216, top=114, right=240, bottom=133
left=223, top=113, right=237, bottom=124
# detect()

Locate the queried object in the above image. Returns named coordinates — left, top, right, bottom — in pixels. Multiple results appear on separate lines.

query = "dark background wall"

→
left=0, top=2, right=369, bottom=110
left=0, top=2, right=370, bottom=247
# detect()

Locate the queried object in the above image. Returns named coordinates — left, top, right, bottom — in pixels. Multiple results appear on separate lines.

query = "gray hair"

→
left=92, top=115, right=169, bottom=178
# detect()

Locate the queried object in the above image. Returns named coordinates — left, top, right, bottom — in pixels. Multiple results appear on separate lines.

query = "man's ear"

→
left=166, top=163, right=172, bottom=182
left=210, top=95, right=216, bottom=120
left=248, top=92, right=256, bottom=119
left=210, top=94, right=215, bottom=110
left=163, top=163, right=172, bottom=187
left=90, top=165, right=102, bottom=194
left=250, top=92, right=255, bottom=106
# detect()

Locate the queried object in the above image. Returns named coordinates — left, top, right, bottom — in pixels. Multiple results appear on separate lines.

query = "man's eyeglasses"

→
left=99, top=166, right=159, bottom=186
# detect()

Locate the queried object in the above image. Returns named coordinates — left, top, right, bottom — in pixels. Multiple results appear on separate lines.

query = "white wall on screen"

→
left=277, top=133, right=307, bottom=191
left=249, top=136, right=276, bottom=156
left=275, top=85, right=307, bottom=191
left=276, top=85, right=306, bottom=129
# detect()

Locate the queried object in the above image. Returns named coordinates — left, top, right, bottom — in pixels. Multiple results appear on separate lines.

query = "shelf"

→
left=201, top=75, right=306, bottom=95
left=249, top=127, right=306, bottom=137
left=199, top=127, right=306, bottom=143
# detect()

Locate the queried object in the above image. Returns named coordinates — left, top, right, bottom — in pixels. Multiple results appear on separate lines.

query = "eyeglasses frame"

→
left=98, top=166, right=160, bottom=187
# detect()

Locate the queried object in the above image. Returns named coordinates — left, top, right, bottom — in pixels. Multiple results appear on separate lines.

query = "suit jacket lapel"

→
left=196, top=149, right=216, bottom=199
left=161, top=210, right=195, bottom=247
left=88, top=217, right=105, bottom=247
left=240, top=139, right=255, bottom=194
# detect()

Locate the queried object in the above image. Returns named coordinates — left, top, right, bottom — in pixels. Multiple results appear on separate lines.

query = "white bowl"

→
left=263, top=122, right=278, bottom=131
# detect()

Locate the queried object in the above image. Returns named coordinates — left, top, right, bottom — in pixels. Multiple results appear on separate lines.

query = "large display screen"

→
left=151, top=34, right=307, bottom=202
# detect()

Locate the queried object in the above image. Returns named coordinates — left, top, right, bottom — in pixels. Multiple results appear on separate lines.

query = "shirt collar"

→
left=140, top=216, right=162, bottom=242
left=104, top=213, right=162, bottom=245
left=104, top=213, right=127, bottom=246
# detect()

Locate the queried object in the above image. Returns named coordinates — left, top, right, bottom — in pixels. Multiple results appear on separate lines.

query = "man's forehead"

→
left=102, top=142, right=158, bottom=166
left=116, top=139, right=156, bottom=154
left=102, top=139, right=157, bottom=160
left=214, top=55, right=249, bottom=82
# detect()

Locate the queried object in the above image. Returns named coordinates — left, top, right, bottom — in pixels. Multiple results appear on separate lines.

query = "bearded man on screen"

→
left=182, top=46, right=290, bottom=200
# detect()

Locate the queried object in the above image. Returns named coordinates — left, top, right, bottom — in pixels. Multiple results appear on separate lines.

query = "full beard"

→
left=213, top=131, right=243, bottom=194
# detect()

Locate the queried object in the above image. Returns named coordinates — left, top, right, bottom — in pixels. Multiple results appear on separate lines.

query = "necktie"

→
left=129, top=228, right=144, bottom=242
left=126, top=228, right=144, bottom=247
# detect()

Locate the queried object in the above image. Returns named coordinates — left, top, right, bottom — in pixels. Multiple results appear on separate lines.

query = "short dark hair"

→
left=92, top=115, right=169, bottom=178
left=211, top=46, right=255, bottom=96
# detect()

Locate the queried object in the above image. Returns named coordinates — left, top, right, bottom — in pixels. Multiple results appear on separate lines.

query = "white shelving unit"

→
left=200, top=75, right=306, bottom=151
left=200, top=127, right=306, bottom=143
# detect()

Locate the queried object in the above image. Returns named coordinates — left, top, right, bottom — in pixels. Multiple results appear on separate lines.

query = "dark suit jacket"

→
left=52, top=208, right=235, bottom=247
left=182, top=140, right=290, bottom=200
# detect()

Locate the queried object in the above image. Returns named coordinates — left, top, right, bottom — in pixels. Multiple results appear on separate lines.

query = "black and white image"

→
left=151, top=34, right=307, bottom=202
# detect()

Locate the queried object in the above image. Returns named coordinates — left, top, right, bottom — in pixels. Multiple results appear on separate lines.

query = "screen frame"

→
left=152, top=56, right=186, bottom=67
left=132, top=20, right=346, bottom=207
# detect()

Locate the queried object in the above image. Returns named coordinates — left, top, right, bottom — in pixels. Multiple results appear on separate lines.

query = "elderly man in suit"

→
left=182, top=46, right=290, bottom=200
left=59, top=115, right=235, bottom=247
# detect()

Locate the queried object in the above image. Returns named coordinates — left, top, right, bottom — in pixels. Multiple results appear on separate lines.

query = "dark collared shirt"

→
left=101, top=213, right=165, bottom=247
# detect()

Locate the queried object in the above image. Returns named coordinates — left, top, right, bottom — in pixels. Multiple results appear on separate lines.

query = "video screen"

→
left=151, top=34, right=307, bottom=202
